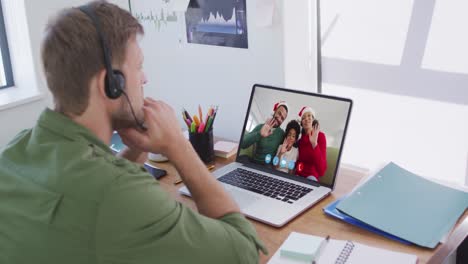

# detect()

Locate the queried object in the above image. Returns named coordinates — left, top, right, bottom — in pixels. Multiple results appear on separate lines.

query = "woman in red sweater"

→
left=295, top=106, right=327, bottom=181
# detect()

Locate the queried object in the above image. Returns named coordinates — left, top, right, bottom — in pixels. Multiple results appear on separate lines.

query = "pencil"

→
left=173, top=165, right=215, bottom=185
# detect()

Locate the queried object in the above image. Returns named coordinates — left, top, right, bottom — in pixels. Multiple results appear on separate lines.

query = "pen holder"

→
left=189, top=129, right=214, bottom=164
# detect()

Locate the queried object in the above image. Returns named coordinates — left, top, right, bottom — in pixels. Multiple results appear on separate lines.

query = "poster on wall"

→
left=185, top=0, right=248, bottom=49
left=129, top=0, right=180, bottom=32
left=129, top=0, right=190, bottom=45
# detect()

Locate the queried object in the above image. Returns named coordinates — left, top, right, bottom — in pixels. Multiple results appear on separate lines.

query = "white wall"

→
left=321, top=0, right=468, bottom=185
left=283, top=0, right=318, bottom=91
left=1, top=0, right=319, bottom=146
left=0, top=0, right=128, bottom=146
left=131, top=0, right=318, bottom=142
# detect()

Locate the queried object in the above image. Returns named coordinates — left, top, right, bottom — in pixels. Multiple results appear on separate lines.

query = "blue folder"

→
left=336, top=162, right=468, bottom=248
left=323, top=198, right=411, bottom=245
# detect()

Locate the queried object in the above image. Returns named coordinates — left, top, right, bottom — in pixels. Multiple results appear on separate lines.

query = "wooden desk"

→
left=149, top=157, right=468, bottom=264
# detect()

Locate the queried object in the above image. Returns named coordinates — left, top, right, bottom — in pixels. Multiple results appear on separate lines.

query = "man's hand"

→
left=118, top=98, right=241, bottom=219
left=117, top=98, right=185, bottom=159
left=260, top=118, right=275, bottom=138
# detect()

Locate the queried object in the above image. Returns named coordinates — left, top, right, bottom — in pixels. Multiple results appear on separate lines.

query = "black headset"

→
left=78, top=5, right=146, bottom=130
left=79, top=5, right=124, bottom=99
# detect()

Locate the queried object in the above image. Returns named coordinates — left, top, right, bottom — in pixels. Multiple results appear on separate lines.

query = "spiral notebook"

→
left=268, top=233, right=417, bottom=264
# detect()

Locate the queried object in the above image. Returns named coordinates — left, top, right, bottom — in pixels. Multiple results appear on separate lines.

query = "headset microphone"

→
left=121, top=90, right=147, bottom=131
left=78, top=5, right=146, bottom=131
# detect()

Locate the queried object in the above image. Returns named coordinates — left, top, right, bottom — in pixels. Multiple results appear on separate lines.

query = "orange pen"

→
left=193, top=115, right=200, bottom=126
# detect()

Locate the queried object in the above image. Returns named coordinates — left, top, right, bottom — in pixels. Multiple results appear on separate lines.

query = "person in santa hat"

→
left=240, top=101, right=288, bottom=164
left=274, top=119, right=300, bottom=174
left=295, top=106, right=327, bottom=181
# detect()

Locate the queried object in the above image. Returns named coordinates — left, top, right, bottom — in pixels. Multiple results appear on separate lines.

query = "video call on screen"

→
left=239, top=86, right=351, bottom=186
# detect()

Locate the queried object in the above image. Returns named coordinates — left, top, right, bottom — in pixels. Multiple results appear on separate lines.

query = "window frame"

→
left=0, top=1, right=14, bottom=89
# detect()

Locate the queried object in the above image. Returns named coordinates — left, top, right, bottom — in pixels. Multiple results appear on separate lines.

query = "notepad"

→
left=318, top=240, right=417, bottom=264
left=268, top=233, right=417, bottom=264
left=279, top=232, right=323, bottom=262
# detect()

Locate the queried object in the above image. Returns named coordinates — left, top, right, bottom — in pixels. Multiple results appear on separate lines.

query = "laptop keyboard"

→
left=218, top=168, right=313, bottom=204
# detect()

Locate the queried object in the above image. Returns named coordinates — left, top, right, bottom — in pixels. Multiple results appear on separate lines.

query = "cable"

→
left=120, top=90, right=147, bottom=131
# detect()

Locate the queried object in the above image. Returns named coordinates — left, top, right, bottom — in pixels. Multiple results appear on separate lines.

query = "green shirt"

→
left=240, top=124, right=284, bottom=164
left=0, top=108, right=266, bottom=264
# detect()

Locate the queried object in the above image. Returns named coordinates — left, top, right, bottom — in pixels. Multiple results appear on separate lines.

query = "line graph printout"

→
left=185, top=0, right=248, bottom=48
left=130, top=0, right=181, bottom=32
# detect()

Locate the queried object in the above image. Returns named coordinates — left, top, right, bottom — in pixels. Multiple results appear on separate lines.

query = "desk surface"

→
left=149, top=156, right=468, bottom=264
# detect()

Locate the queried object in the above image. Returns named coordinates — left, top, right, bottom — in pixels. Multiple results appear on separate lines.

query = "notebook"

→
left=268, top=233, right=417, bottom=264
left=179, top=84, right=353, bottom=227
left=336, top=162, right=468, bottom=248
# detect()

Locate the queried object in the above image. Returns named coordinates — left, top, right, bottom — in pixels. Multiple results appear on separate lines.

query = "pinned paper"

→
left=171, top=0, right=190, bottom=12
left=256, top=0, right=275, bottom=27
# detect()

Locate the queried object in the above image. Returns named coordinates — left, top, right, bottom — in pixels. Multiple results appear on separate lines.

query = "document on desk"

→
left=336, top=162, right=468, bottom=248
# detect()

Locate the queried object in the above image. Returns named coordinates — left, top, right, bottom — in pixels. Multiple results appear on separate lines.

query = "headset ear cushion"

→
left=113, top=70, right=126, bottom=91
left=105, top=70, right=125, bottom=99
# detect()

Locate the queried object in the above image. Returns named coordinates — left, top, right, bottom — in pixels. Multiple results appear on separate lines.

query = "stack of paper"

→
left=330, top=162, right=468, bottom=248
left=214, top=141, right=238, bottom=158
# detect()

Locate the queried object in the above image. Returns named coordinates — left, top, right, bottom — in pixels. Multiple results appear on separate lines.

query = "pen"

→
left=193, top=115, right=200, bottom=127
left=174, top=177, right=183, bottom=185
left=198, top=122, right=205, bottom=133
left=205, top=116, right=213, bottom=132
left=184, top=118, right=191, bottom=128
left=190, top=122, right=196, bottom=133
left=312, top=235, right=330, bottom=264
left=207, top=106, right=213, bottom=117
left=183, top=108, right=193, bottom=123
left=204, top=106, right=212, bottom=126
left=198, top=105, right=203, bottom=123
left=212, top=106, right=218, bottom=120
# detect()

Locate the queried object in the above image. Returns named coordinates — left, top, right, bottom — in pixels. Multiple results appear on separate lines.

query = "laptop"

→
left=180, top=84, right=352, bottom=227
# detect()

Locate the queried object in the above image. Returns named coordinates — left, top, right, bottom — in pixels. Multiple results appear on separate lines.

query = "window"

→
left=0, top=0, right=43, bottom=111
left=320, top=0, right=468, bottom=185
left=0, top=1, right=14, bottom=89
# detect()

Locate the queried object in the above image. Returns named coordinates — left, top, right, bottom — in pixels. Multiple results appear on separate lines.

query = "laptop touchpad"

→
left=227, top=187, right=259, bottom=209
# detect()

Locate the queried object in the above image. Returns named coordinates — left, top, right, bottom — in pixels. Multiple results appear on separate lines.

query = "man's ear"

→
left=95, top=69, right=108, bottom=99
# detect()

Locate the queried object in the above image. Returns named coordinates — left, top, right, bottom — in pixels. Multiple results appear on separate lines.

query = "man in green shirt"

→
left=0, top=1, right=265, bottom=263
left=240, top=101, right=288, bottom=164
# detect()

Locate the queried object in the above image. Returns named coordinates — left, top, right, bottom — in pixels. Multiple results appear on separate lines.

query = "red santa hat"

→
left=273, top=101, right=288, bottom=112
left=298, top=106, right=316, bottom=118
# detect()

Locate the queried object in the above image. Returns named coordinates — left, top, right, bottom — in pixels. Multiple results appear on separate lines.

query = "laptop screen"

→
left=237, top=84, right=352, bottom=189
